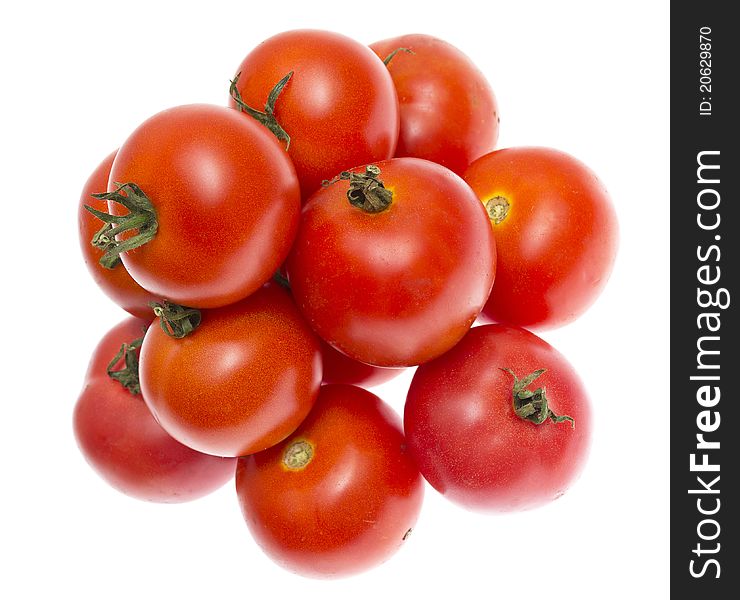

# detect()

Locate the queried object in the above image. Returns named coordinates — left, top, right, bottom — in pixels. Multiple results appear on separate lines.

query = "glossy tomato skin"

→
left=320, top=340, right=404, bottom=387
left=464, top=147, right=619, bottom=330
left=140, top=284, right=322, bottom=458
left=73, top=317, right=236, bottom=502
left=230, top=29, right=399, bottom=199
left=286, top=157, right=496, bottom=367
left=405, top=324, right=591, bottom=512
left=109, top=104, right=300, bottom=308
left=236, top=384, right=424, bottom=578
left=370, top=34, right=499, bottom=176
left=78, top=151, right=159, bottom=319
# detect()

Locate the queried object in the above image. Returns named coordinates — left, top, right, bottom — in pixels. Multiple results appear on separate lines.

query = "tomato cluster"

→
left=74, top=29, right=618, bottom=579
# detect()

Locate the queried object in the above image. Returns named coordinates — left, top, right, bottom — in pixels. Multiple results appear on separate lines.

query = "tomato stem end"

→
left=322, top=165, right=393, bottom=213
left=485, top=196, right=510, bottom=224
left=106, top=337, right=144, bottom=395
left=501, top=367, right=575, bottom=427
left=150, top=301, right=201, bottom=339
left=85, top=182, right=158, bottom=269
left=283, top=440, right=314, bottom=470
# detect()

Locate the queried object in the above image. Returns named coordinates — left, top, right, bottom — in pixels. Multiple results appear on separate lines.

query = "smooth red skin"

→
left=464, top=147, right=619, bottom=330
left=236, top=384, right=424, bottom=579
left=404, top=324, right=592, bottom=512
left=140, top=284, right=322, bottom=458
left=370, top=34, right=499, bottom=176
left=286, top=157, right=496, bottom=367
left=74, top=318, right=236, bottom=502
left=230, top=29, right=399, bottom=200
left=78, top=151, right=159, bottom=319
left=109, top=104, right=300, bottom=308
left=320, top=340, right=403, bottom=387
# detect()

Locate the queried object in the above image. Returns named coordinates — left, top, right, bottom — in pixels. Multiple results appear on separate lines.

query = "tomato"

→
left=79, top=150, right=159, bottom=319
left=139, top=284, right=322, bottom=458
left=235, top=384, right=424, bottom=578
left=404, top=324, right=592, bottom=512
left=320, top=340, right=404, bottom=387
left=463, top=147, right=619, bottom=329
left=230, top=29, right=399, bottom=199
left=286, top=159, right=496, bottom=367
left=103, top=104, right=300, bottom=308
left=370, top=34, right=499, bottom=176
left=73, top=317, right=236, bottom=502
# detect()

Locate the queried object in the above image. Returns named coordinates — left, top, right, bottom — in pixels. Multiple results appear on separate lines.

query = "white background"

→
left=0, top=1, right=669, bottom=598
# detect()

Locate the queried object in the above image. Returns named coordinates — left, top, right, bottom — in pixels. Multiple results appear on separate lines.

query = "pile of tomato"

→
left=75, top=30, right=618, bottom=579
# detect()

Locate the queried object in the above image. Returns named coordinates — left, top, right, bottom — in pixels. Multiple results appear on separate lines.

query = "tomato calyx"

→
left=322, top=165, right=393, bottom=213
left=229, top=71, right=293, bottom=149
left=106, top=336, right=144, bottom=395
left=149, top=300, right=202, bottom=339
left=382, top=47, right=414, bottom=66
left=85, top=183, right=158, bottom=270
left=282, top=439, right=314, bottom=470
left=485, top=196, right=510, bottom=225
left=272, top=270, right=291, bottom=290
left=501, top=368, right=575, bottom=427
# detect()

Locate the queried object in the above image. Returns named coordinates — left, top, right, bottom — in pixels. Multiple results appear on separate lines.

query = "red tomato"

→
left=139, top=284, right=322, bottom=458
left=404, top=324, right=592, bottom=512
left=73, top=317, right=236, bottom=502
left=370, top=34, right=499, bottom=176
left=236, top=384, right=424, bottom=578
left=320, top=340, right=404, bottom=387
left=230, top=29, right=399, bottom=199
left=464, top=147, right=619, bottom=329
left=286, top=159, right=496, bottom=367
left=105, top=104, right=300, bottom=308
left=79, top=151, right=159, bottom=319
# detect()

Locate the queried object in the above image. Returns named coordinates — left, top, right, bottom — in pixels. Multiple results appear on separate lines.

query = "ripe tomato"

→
left=236, top=384, right=424, bottom=578
left=464, top=147, right=619, bottom=329
left=230, top=29, right=399, bottom=199
left=370, top=34, right=499, bottom=176
left=79, top=150, right=159, bottom=319
left=73, top=317, right=236, bottom=502
left=286, top=159, right=496, bottom=367
left=139, top=284, right=322, bottom=458
left=320, top=340, right=404, bottom=387
left=104, top=104, right=300, bottom=308
left=404, top=324, right=592, bottom=512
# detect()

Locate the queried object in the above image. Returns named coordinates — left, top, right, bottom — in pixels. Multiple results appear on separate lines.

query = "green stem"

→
left=272, top=270, right=291, bottom=290
left=500, top=368, right=575, bottom=427
left=150, top=301, right=201, bottom=339
left=230, top=71, right=292, bottom=149
left=322, top=165, right=393, bottom=213
left=84, top=182, right=158, bottom=270
left=107, top=337, right=144, bottom=395
left=383, top=47, right=414, bottom=66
